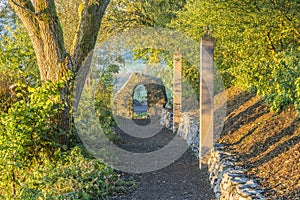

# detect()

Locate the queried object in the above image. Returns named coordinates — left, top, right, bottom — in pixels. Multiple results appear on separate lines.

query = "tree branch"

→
left=71, top=0, right=110, bottom=74
left=8, top=0, right=42, bottom=58
left=10, top=0, right=35, bottom=15
left=10, top=0, right=68, bottom=82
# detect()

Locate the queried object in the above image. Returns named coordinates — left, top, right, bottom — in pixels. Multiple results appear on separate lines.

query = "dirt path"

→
left=108, top=120, right=215, bottom=200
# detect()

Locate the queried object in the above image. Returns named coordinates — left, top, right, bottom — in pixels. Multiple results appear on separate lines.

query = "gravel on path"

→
left=108, top=120, right=215, bottom=200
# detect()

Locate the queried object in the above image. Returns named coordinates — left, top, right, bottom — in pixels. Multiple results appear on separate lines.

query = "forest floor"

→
left=107, top=86, right=299, bottom=200
left=218, top=87, right=300, bottom=200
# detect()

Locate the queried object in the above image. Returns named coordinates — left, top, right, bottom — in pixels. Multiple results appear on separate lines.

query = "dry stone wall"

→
left=177, top=111, right=199, bottom=156
left=208, top=144, right=266, bottom=200
left=161, top=110, right=266, bottom=200
left=160, top=108, right=173, bottom=131
left=161, top=109, right=199, bottom=156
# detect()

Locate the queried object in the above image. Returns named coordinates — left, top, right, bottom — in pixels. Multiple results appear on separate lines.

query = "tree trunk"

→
left=8, top=0, right=110, bottom=144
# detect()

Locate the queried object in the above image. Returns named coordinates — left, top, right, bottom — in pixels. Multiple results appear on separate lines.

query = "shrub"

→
left=0, top=81, right=135, bottom=199
left=0, top=25, right=39, bottom=112
left=263, top=47, right=300, bottom=112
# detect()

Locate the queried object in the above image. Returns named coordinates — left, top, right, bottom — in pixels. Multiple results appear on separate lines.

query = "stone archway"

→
left=113, top=73, right=167, bottom=120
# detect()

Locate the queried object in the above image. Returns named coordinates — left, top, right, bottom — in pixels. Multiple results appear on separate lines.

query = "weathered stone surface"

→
left=177, top=112, right=199, bottom=155
left=208, top=144, right=266, bottom=200
left=232, top=176, right=250, bottom=184
left=239, top=181, right=258, bottom=189
left=160, top=108, right=173, bottom=130
left=114, top=73, right=167, bottom=119
left=161, top=111, right=267, bottom=200
left=161, top=109, right=200, bottom=156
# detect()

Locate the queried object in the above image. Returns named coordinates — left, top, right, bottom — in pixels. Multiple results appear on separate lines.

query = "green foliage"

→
left=95, top=64, right=120, bottom=141
left=182, top=58, right=200, bottom=98
left=0, top=81, right=61, bottom=198
left=98, top=0, right=201, bottom=107
left=99, top=0, right=186, bottom=42
left=295, top=77, right=300, bottom=114
left=264, top=47, right=300, bottom=112
left=133, top=112, right=148, bottom=119
left=55, top=0, right=81, bottom=50
left=171, top=0, right=300, bottom=112
left=18, top=146, right=134, bottom=199
left=0, top=2, right=135, bottom=199
left=0, top=2, right=17, bottom=35
left=100, top=0, right=201, bottom=101
left=0, top=24, right=39, bottom=111
left=0, top=81, right=134, bottom=199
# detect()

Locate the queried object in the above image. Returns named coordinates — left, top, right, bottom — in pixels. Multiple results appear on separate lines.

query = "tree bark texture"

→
left=8, top=0, right=110, bottom=141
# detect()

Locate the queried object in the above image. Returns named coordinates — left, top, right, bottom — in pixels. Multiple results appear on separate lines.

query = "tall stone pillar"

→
left=199, top=37, right=214, bottom=168
left=173, top=51, right=182, bottom=132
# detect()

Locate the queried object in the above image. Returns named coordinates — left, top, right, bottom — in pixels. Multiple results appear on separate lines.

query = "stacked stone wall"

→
left=161, top=110, right=266, bottom=200
left=208, top=144, right=266, bottom=200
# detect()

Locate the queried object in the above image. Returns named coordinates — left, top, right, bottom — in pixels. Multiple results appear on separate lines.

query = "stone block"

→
left=208, top=148, right=266, bottom=200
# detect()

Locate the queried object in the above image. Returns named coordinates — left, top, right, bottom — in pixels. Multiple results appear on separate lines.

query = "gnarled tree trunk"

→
left=8, top=0, right=110, bottom=144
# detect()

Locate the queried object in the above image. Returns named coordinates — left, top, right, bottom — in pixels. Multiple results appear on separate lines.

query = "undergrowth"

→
left=0, top=81, right=135, bottom=199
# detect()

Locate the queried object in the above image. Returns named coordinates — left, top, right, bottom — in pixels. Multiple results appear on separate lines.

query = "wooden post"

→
left=173, top=51, right=182, bottom=132
left=199, top=37, right=214, bottom=169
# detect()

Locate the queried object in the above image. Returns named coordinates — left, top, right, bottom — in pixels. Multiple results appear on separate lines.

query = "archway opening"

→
left=132, top=85, right=148, bottom=119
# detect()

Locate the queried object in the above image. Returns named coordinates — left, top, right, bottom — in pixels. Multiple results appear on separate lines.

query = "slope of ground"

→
left=219, top=87, right=300, bottom=199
